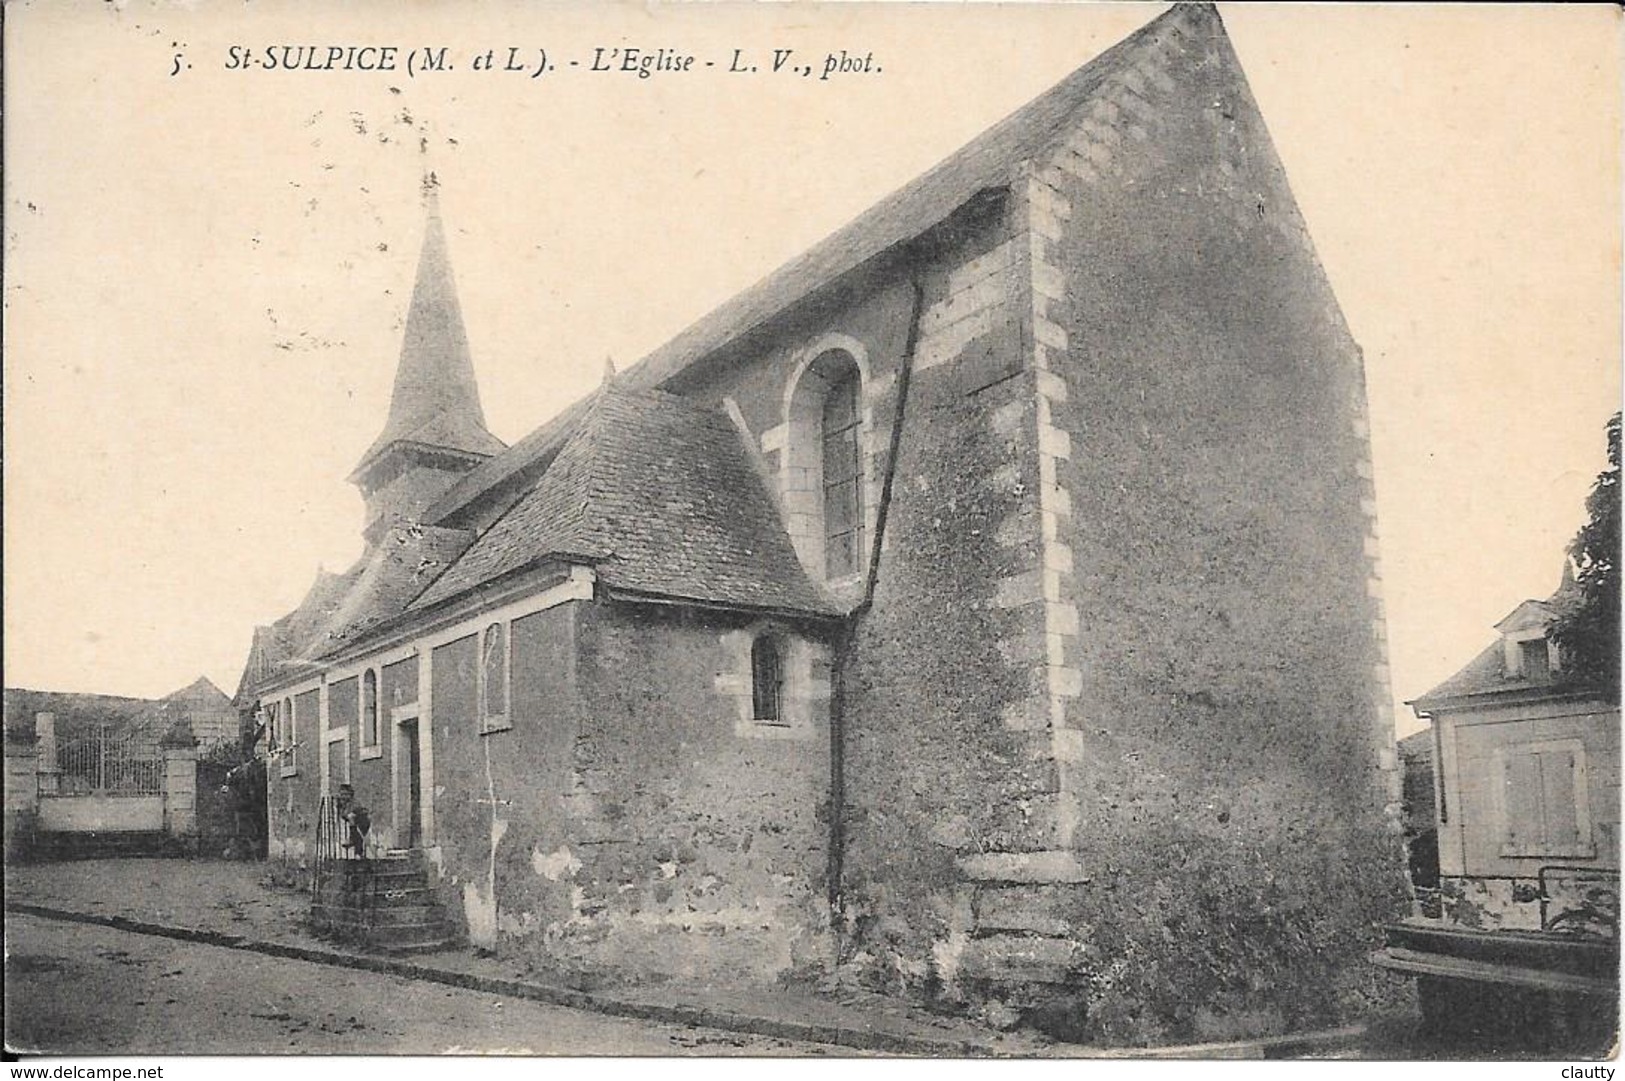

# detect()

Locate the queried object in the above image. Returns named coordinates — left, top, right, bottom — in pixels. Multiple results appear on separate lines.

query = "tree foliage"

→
left=1550, top=412, right=1621, bottom=699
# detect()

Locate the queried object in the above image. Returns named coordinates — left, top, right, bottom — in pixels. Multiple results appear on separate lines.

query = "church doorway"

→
left=398, top=717, right=422, bottom=849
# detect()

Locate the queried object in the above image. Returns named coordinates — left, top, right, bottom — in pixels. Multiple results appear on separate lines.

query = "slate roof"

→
left=236, top=566, right=361, bottom=698
left=412, top=382, right=838, bottom=616
left=1411, top=642, right=1521, bottom=707
left=1410, top=571, right=1588, bottom=708
left=300, top=524, right=473, bottom=658
left=426, top=1, right=1215, bottom=526
left=353, top=189, right=506, bottom=478
left=234, top=625, right=293, bottom=704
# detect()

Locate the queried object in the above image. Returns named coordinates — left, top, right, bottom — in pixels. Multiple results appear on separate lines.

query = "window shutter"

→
left=1502, top=751, right=1542, bottom=849
left=1501, top=743, right=1590, bottom=857
left=1540, top=748, right=1582, bottom=851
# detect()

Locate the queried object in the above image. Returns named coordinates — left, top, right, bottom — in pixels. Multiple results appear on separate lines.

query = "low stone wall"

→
left=1440, top=872, right=1620, bottom=937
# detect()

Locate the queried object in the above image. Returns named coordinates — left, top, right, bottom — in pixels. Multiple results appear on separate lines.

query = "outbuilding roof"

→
left=412, top=382, right=838, bottom=617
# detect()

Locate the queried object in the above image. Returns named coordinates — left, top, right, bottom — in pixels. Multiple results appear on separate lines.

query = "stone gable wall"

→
left=990, top=6, right=1409, bottom=1043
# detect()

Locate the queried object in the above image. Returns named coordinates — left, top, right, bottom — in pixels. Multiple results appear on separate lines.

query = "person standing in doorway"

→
left=334, top=783, right=371, bottom=861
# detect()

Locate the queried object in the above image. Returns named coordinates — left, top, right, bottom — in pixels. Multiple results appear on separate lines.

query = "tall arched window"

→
left=481, top=622, right=508, bottom=729
left=751, top=636, right=784, bottom=724
left=821, top=366, right=864, bottom=580
left=282, top=696, right=296, bottom=773
left=361, top=669, right=379, bottom=748
left=784, top=346, right=866, bottom=581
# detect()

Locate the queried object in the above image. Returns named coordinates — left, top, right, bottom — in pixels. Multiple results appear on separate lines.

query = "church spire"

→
left=350, top=180, right=506, bottom=543
left=352, top=178, right=503, bottom=480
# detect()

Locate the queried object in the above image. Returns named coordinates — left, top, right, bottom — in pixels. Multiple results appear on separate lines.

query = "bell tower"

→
left=349, top=177, right=504, bottom=544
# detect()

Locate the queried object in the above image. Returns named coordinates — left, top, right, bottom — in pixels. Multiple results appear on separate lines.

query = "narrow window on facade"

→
left=282, top=696, right=296, bottom=773
left=751, top=636, right=784, bottom=724
left=482, top=622, right=509, bottom=728
left=264, top=702, right=278, bottom=750
left=822, top=367, right=864, bottom=580
left=361, top=669, right=379, bottom=748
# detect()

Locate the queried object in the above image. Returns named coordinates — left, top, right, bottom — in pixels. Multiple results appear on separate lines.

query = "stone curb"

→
left=6, top=902, right=989, bottom=1058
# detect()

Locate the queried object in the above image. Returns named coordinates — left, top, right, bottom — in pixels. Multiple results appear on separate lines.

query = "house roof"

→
left=133, top=677, right=238, bottom=746
left=1412, top=642, right=1516, bottom=707
left=425, top=1, right=1216, bottom=526
left=1410, top=568, right=1589, bottom=710
left=352, top=187, right=506, bottom=479
left=412, top=382, right=839, bottom=617
left=620, top=1, right=1207, bottom=391
left=234, top=624, right=292, bottom=704
left=3, top=683, right=215, bottom=746
left=1493, top=598, right=1559, bottom=635
left=242, top=383, right=836, bottom=698
left=165, top=675, right=231, bottom=705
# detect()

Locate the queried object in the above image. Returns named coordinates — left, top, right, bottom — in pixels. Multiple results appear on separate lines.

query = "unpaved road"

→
left=4, top=913, right=834, bottom=1056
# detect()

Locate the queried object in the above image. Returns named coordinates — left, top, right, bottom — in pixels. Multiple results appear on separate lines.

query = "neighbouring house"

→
left=2, top=679, right=231, bottom=859
left=5, top=677, right=237, bottom=758
left=1374, top=568, right=1620, bottom=1050
left=1407, top=569, right=1620, bottom=931
left=146, top=676, right=242, bottom=754
left=236, top=4, right=1407, bottom=1045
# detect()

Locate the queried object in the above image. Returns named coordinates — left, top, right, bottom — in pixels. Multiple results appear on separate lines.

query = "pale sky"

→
left=4, top=2, right=1619, bottom=739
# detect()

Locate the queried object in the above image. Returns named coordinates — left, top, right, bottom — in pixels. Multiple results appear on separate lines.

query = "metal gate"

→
left=53, top=725, right=163, bottom=797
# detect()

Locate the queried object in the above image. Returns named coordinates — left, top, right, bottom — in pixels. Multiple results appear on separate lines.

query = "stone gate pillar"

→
left=33, top=712, right=60, bottom=795
left=161, top=730, right=199, bottom=853
left=3, top=728, right=40, bottom=859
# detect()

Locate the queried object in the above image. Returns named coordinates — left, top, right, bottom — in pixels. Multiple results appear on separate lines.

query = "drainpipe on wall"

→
left=827, top=274, right=927, bottom=916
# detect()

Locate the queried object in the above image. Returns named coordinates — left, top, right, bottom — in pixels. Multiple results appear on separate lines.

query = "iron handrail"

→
left=1537, top=864, right=1621, bottom=933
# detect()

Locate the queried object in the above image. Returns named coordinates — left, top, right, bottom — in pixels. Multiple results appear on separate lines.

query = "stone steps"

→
left=311, top=902, right=442, bottom=926
left=310, top=853, right=457, bottom=953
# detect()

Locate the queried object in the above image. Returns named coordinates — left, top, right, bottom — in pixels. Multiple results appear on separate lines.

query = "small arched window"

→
left=751, top=636, right=784, bottom=724
left=482, top=622, right=509, bottom=728
left=361, top=669, right=379, bottom=748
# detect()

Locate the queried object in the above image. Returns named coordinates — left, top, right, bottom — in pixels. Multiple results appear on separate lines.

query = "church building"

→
left=238, top=4, right=1407, bottom=1045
